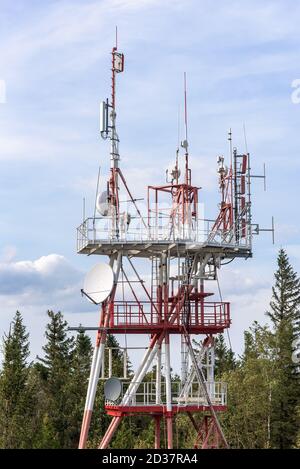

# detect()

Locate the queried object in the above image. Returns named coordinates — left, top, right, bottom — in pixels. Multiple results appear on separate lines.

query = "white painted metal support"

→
left=181, top=334, right=189, bottom=383
left=165, top=336, right=172, bottom=413
left=120, top=336, right=157, bottom=405
left=108, top=348, right=112, bottom=378
left=123, top=349, right=128, bottom=379
left=122, top=341, right=160, bottom=406
left=164, top=333, right=173, bottom=449
left=156, top=346, right=162, bottom=404
left=101, top=351, right=105, bottom=379
left=180, top=340, right=209, bottom=400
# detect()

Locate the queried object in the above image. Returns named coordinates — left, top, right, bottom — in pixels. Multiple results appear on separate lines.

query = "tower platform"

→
left=104, top=300, right=230, bottom=334
left=77, top=216, right=252, bottom=259
left=104, top=379, right=227, bottom=416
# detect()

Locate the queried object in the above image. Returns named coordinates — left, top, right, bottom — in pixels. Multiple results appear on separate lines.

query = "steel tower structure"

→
left=76, top=41, right=265, bottom=450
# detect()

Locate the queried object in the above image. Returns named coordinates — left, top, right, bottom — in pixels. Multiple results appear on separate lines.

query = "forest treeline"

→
left=0, top=248, right=299, bottom=449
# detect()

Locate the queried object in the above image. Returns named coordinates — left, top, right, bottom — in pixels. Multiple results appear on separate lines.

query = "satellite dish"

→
left=96, top=190, right=109, bottom=216
left=104, top=377, right=122, bottom=401
left=82, top=263, right=114, bottom=304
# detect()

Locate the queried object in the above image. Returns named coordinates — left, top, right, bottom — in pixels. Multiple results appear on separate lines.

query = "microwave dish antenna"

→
left=96, top=190, right=110, bottom=216
left=82, top=263, right=114, bottom=304
left=104, top=377, right=122, bottom=401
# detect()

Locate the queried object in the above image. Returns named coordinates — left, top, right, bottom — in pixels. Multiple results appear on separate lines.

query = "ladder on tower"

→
left=151, top=256, right=159, bottom=316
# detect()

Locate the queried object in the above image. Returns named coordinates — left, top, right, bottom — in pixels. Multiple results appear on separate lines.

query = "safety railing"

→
left=77, top=216, right=252, bottom=251
left=109, top=300, right=230, bottom=329
left=105, top=380, right=227, bottom=407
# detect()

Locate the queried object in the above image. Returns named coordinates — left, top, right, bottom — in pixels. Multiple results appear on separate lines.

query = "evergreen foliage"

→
left=0, top=249, right=299, bottom=448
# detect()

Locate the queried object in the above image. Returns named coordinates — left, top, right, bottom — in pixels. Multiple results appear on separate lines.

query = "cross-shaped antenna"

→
left=251, top=163, right=267, bottom=191
left=252, top=216, right=275, bottom=244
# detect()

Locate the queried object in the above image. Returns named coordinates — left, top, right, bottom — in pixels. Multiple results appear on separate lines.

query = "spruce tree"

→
left=67, top=327, right=92, bottom=448
left=0, top=311, right=30, bottom=448
left=37, top=310, right=74, bottom=448
left=214, top=334, right=236, bottom=377
left=266, top=249, right=300, bottom=448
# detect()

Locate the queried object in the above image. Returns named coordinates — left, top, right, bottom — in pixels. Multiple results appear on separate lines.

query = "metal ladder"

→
left=150, top=256, right=159, bottom=317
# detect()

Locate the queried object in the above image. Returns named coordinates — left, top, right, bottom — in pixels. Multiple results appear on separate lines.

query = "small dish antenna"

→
left=96, top=190, right=109, bottom=216
left=166, top=163, right=181, bottom=183
left=104, top=377, right=122, bottom=401
left=82, top=263, right=114, bottom=304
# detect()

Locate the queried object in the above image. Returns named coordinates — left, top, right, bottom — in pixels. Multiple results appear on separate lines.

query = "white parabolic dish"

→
left=104, top=377, right=122, bottom=401
left=96, top=190, right=109, bottom=216
left=83, top=263, right=114, bottom=304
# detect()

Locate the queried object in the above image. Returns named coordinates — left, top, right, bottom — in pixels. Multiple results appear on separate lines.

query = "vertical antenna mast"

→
left=183, top=72, right=189, bottom=186
left=184, top=72, right=188, bottom=143
left=99, top=27, right=124, bottom=238
left=228, top=128, right=233, bottom=226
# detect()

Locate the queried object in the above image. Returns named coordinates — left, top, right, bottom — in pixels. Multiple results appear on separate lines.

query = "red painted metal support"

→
left=154, top=416, right=161, bottom=449
left=193, top=415, right=228, bottom=449
left=99, top=415, right=123, bottom=449
left=166, top=414, right=173, bottom=449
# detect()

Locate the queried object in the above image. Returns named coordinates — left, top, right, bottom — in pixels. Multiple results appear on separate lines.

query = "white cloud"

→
left=0, top=253, right=81, bottom=297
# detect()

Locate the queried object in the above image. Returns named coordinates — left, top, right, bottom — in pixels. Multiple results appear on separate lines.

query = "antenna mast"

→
left=183, top=72, right=190, bottom=186
left=99, top=28, right=124, bottom=238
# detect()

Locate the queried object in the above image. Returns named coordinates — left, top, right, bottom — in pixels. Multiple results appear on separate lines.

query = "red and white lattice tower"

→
left=77, top=41, right=254, bottom=450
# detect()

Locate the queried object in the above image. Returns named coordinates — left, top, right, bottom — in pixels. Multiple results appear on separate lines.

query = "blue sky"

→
left=1, top=0, right=300, bottom=366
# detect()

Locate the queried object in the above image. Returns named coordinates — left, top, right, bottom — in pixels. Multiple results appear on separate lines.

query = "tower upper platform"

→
left=77, top=215, right=252, bottom=259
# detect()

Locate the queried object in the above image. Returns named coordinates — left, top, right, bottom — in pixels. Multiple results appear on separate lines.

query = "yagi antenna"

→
left=252, top=216, right=275, bottom=244
left=251, top=163, right=267, bottom=191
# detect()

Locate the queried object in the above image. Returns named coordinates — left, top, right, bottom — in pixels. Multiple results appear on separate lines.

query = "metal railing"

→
left=77, top=216, right=251, bottom=251
left=109, top=300, right=230, bottom=329
left=105, top=380, right=227, bottom=407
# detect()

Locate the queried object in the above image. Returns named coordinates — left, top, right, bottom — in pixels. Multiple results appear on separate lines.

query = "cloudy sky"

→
left=1, top=0, right=300, bottom=367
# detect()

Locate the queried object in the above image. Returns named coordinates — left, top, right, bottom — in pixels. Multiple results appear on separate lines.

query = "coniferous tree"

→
left=36, top=310, right=74, bottom=448
left=67, top=327, right=92, bottom=447
left=221, top=322, right=275, bottom=448
left=266, top=249, right=300, bottom=448
left=0, top=311, right=31, bottom=448
left=214, top=334, right=236, bottom=378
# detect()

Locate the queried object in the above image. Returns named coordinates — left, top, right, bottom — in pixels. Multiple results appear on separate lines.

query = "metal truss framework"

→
left=75, top=39, right=260, bottom=450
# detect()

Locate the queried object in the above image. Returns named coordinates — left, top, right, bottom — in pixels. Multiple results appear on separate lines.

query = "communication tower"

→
left=76, top=38, right=272, bottom=449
